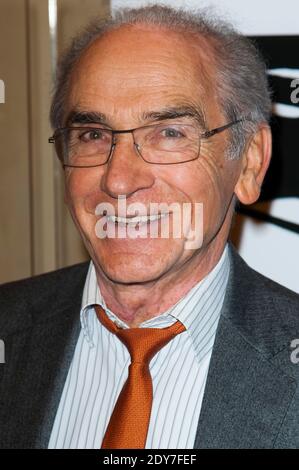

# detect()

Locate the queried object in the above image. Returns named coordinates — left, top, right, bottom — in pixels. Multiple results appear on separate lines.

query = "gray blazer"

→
left=0, top=244, right=299, bottom=449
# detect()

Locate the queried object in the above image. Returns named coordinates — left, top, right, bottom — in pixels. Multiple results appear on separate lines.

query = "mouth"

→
left=106, top=213, right=169, bottom=226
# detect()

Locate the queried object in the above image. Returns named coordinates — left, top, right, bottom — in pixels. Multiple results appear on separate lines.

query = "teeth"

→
left=107, top=213, right=168, bottom=224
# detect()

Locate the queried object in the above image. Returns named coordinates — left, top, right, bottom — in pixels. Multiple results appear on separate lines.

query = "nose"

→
left=100, top=133, right=155, bottom=199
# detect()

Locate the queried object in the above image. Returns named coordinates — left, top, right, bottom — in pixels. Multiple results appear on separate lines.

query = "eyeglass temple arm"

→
left=202, top=118, right=246, bottom=139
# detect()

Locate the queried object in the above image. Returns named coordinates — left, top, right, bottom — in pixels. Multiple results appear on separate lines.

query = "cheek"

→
left=182, top=156, right=236, bottom=228
left=65, top=168, right=101, bottom=208
left=167, top=157, right=226, bottom=207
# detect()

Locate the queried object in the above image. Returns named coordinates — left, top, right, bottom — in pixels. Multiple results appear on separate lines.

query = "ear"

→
left=234, top=125, right=272, bottom=205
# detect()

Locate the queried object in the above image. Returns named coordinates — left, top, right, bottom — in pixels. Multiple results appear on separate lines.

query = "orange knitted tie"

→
left=95, top=305, right=186, bottom=449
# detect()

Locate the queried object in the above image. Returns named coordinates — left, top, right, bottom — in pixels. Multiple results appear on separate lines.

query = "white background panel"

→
left=112, top=0, right=299, bottom=35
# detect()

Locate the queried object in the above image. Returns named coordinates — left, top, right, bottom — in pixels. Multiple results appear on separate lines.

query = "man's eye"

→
left=80, top=130, right=104, bottom=141
left=161, top=127, right=185, bottom=138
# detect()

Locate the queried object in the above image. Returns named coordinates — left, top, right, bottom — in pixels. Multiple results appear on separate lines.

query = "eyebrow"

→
left=65, top=105, right=206, bottom=129
left=66, top=110, right=109, bottom=126
left=142, top=106, right=206, bottom=128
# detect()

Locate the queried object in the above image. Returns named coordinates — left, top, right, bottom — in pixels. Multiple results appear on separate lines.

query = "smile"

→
left=106, top=213, right=169, bottom=225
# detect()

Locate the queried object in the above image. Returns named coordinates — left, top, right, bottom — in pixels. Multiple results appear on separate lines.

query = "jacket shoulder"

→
left=247, top=261, right=299, bottom=313
left=0, top=262, right=89, bottom=336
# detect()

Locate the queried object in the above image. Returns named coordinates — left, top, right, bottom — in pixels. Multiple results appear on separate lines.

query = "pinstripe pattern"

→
left=48, top=245, right=229, bottom=449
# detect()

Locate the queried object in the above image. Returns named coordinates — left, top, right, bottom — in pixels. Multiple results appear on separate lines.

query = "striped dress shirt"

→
left=48, top=245, right=230, bottom=449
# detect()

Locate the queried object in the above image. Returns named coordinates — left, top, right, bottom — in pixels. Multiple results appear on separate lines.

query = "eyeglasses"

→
left=48, top=118, right=245, bottom=168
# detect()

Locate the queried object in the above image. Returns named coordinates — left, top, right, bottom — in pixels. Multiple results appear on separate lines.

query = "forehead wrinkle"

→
left=72, top=26, right=213, bottom=89
left=67, top=27, right=218, bottom=128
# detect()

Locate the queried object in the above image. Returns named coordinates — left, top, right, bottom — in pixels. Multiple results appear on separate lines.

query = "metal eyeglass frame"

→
left=48, top=118, right=246, bottom=168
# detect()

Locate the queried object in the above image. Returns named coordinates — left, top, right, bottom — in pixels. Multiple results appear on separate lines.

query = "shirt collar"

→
left=80, top=245, right=230, bottom=361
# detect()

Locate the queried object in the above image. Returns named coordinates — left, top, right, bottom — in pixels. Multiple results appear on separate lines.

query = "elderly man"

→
left=1, top=5, right=299, bottom=449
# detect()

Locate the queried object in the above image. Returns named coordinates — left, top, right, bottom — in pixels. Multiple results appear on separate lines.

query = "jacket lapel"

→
left=35, top=306, right=81, bottom=448
left=194, top=245, right=297, bottom=448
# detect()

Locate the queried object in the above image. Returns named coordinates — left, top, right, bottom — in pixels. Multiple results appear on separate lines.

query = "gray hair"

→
left=50, top=4, right=272, bottom=159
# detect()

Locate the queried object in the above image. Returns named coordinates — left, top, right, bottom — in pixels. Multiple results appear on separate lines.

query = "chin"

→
left=99, top=264, right=164, bottom=285
left=93, top=250, right=175, bottom=285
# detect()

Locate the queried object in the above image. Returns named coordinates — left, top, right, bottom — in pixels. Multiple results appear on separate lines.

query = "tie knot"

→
left=95, top=305, right=185, bottom=364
